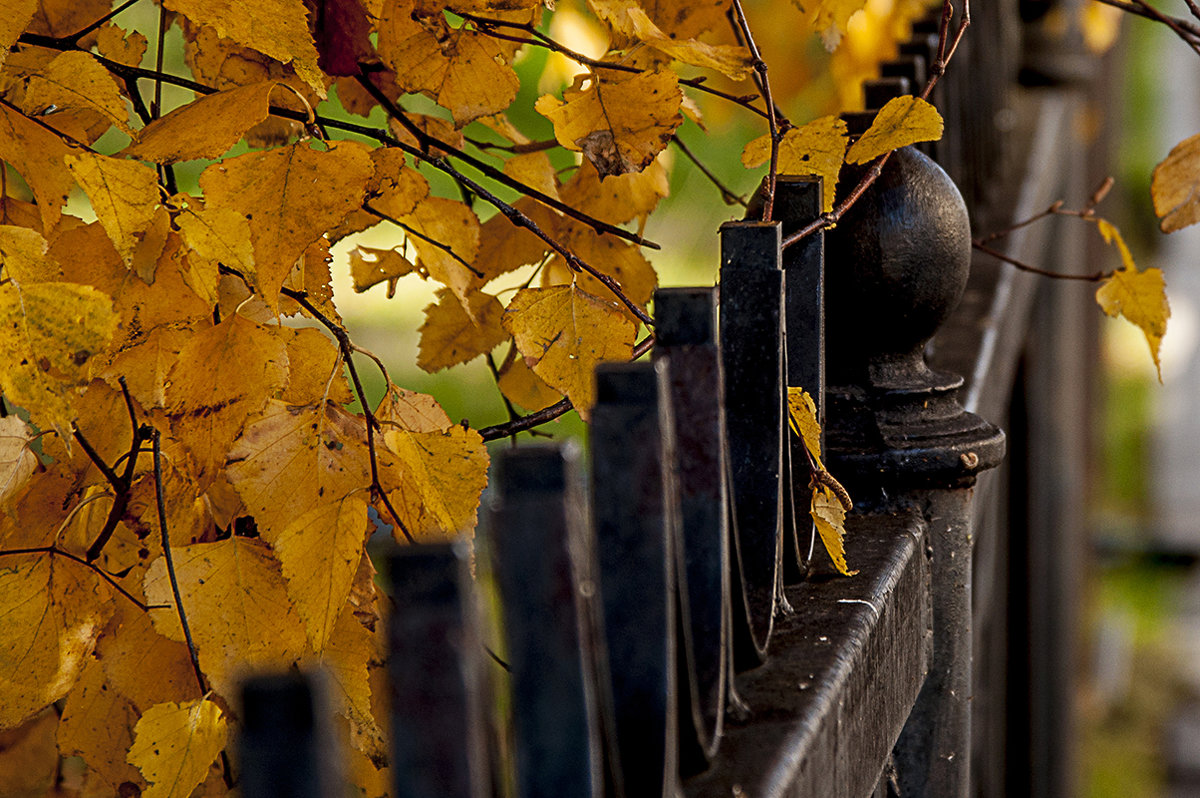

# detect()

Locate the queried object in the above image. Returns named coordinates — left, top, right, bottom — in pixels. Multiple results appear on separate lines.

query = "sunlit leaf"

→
left=1152, top=131, right=1200, bottom=233
left=417, top=288, right=508, bottom=373
left=812, top=484, right=856, bottom=576
left=589, top=0, right=752, bottom=78
left=845, top=96, right=943, bottom=164
left=378, top=423, right=489, bottom=541
left=0, top=102, right=75, bottom=232
left=58, top=659, right=145, bottom=792
left=742, top=116, right=847, bottom=212
left=66, top=152, right=162, bottom=268
left=1095, top=220, right=1169, bottom=381
left=0, top=0, right=37, bottom=72
left=124, top=82, right=280, bottom=164
left=22, top=50, right=136, bottom=137
left=786, top=386, right=823, bottom=465
left=127, top=698, right=228, bottom=798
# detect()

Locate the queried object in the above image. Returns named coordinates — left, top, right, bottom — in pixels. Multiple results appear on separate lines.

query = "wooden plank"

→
left=684, top=510, right=930, bottom=798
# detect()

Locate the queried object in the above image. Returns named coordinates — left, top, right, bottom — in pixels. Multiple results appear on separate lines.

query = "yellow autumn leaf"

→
left=497, top=352, right=563, bottom=412
left=269, top=494, right=370, bottom=649
left=0, top=282, right=118, bottom=440
left=786, top=386, right=823, bottom=466
left=813, top=484, right=857, bottom=576
left=378, top=0, right=522, bottom=125
left=400, top=196, right=482, bottom=306
left=143, top=538, right=309, bottom=700
left=589, top=0, right=753, bottom=79
left=21, top=51, right=137, bottom=138
left=559, top=158, right=671, bottom=227
left=349, top=245, right=420, bottom=295
left=503, top=151, right=561, bottom=201
left=845, top=96, right=944, bottom=164
left=0, top=552, right=113, bottom=729
left=164, top=315, right=289, bottom=484
left=418, top=288, right=509, bottom=373
left=794, top=0, right=869, bottom=50
left=58, top=659, right=145, bottom=792
left=375, top=384, right=454, bottom=434
left=279, top=326, right=353, bottom=406
left=1094, top=235, right=1169, bottom=381
left=0, top=102, right=75, bottom=232
left=127, top=698, right=228, bottom=798
left=0, top=0, right=37, bottom=72
left=66, top=152, right=162, bottom=268
left=175, top=201, right=257, bottom=279
left=314, top=602, right=386, bottom=765
left=123, top=82, right=280, bottom=164
left=537, top=70, right=684, bottom=178
left=198, top=140, right=374, bottom=311
left=97, top=602, right=203, bottom=711
left=0, top=711, right=59, bottom=796
left=96, top=23, right=149, bottom=66
left=378, top=423, right=490, bottom=541
left=542, top=219, right=659, bottom=321
left=0, top=416, right=37, bottom=506
left=0, top=224, right=54, bottom=283
left=162, top=0, right=325, bottom=95
left=502, top=283, right=635, bottom=417
left=742, top=116, right=848, bottom=212
left=1151, top=131, right=1200, bottom=233
left=226, top=400, right=372, bottom=535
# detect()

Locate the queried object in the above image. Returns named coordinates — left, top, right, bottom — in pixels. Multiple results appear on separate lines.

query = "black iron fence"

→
left=235, top=1, right=1102, bottom=795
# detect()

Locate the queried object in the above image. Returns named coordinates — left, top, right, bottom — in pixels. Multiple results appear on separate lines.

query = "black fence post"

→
left=488, top=444, right=602, bottom=798
left=388, top=543, right=488, bottom=798
left=719, top=220, right=785, bottom=666
left=822, top=144, right=1006, bottom=798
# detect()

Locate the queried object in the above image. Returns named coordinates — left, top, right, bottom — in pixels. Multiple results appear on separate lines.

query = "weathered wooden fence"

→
left=236, top=2, right=1102, bottom=796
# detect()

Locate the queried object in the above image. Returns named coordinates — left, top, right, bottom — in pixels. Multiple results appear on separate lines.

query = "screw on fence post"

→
left=822, top=145, right=1005, bottom=798
left=488, top=444, right=602, bottom=798
left=772, top=177, right=825, bottom=578
left=388, top=542, right=488, bottom=798
left=719, top=220, right=785, bottom=667
left=590, top=360, right=681, bottom=798
left=653, top=287, right=729, bottom=762
left=238, top=671, right=343, bottom=798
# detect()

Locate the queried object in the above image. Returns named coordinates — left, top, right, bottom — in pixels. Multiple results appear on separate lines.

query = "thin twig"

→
left=0, top=546, right=167, bottom=611
left=728, top=0, right=780, bottom=220
left=1129, top=0, right=1200, bottom=54
left=363, top=201, right=484, bottom=278
left=65, top=0, right=143, bottom=43
left=671, top=137, right=747, bottom=208
left=972, top=240, right=1109, bottom=281
left=151, top=427, right=207, bottom=694
left=1092, top=0, right=1200, bottom=43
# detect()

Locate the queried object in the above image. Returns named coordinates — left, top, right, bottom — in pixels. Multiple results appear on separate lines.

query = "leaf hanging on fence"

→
left=127, top=698, right=228, bottom=798
left=786, top=387, right=823, bottom=465
left=1095, top=220, right=1169, bottom=381
left=1151, top=131, right=1200, bottom=233
left=845, top=96, right=944, bottom=165
left=537, top=70, right=684, bottom=178
left=123, top=82, right=279, bottom=164
left=742, top=116, right=847, bottom=212
left=503, top=283, right=635, bottom=418
left=813, top=484, right=857, bottom=576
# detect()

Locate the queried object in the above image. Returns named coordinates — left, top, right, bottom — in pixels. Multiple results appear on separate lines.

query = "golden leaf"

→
left=742, top=116, right=848, bottom=212
left=503, top=152, right=561, bottom=201
left=175, top=201, right=257, bottom=279
left=538, top=70, right=683, bottom=178
left=96, top=23, right=149, bottom=66
left=559, top=158, right=670, bottom=226
left=349, top=245, right=419, bottom=295
left=0, top=416, right=37, bottom=506
left=98, top=601, right=203, bottom=710
left=375, top=384, right=453, bottom=433
left=312, top=602, right=385, bottom=765
left=0, top=0, right=37, bottom=72
left=378, top=0, right=523, bottom=125
left=794, top=0, right=869, bottom=50
left=65, top=152, right=162, bottom=268
left=280, top=326, right=353, bottom=406
left=473, top=197, right=557, bottom=285
left=378, top=423, right=489, bottom=541
left=0, top=102, right=75, bottom=232
left=786, top=386, right=823, bottom=466
left=21, top=50, right=136, bottom=138
left=0, top=223, right=53, bottom=283
left=1095, top=221, right=1169, bottom=380
left=502, top=283, right=635, bottom=418
left=543, top=219, right=658, bottom=320
left=225, top=400, right=372, bottom=535
left=418, top=288, right=508, bottom=373
left=638, top=0, right=728, bottom=38
left=589, top=0, right=753, bottom=79
left=143, top=538, right=309, bottom=700
left=846, top=96, right=943, bottom=165
left=497, top=351, right=562, bottom=412
left=402, top=195, right=481, bottom=305
left=123, top=82, right=279, bottom=164
left=812, top=484, right=857, bottom=576
left=198, top=140, right=374, bottom=311
left=0, top=710, right=58, bottom=796
left=163, top=0, right=325, bottom=95
left=1151, top=131, right=1200, bottom=233
left=0, top=552, right=113, bottom=729
left=58, top=659, right=145, bottom=792
left=0, top=282, right=118, bottom=440
left=164, top=315, right=288, bottom=483
left=96, top=325, right=193, bottom=410
left=127, top=698, right=228, bottom=798
left=270, top=494, right=370, bottom=649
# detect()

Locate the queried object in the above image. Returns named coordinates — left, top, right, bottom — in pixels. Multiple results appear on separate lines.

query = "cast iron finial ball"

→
left=824, top=146, right=971, bottom=389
